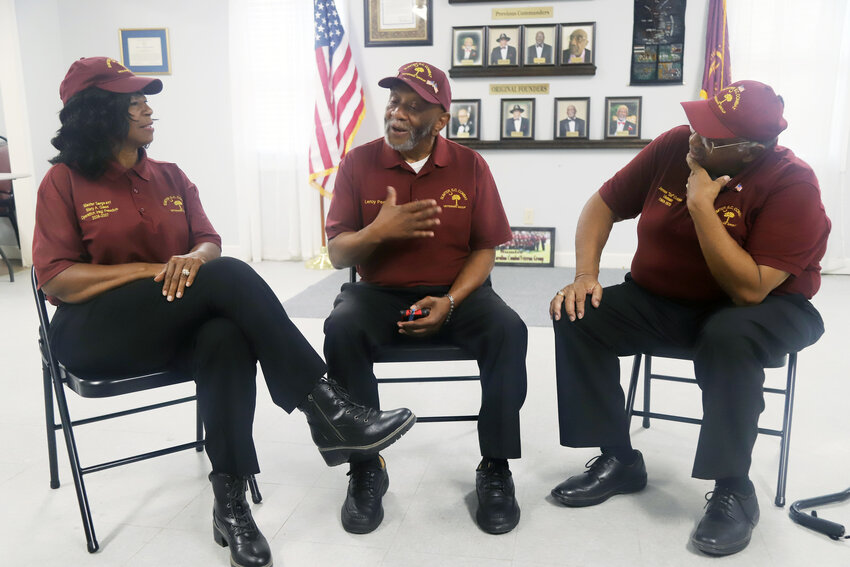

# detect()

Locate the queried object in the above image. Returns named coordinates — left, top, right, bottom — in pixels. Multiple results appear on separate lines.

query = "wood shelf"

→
left=449, top=64, right=596, bottom=78
left=453, top=138, right=652, bottom=150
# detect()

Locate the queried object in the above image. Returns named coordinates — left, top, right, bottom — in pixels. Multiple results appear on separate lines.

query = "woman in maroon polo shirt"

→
left=32, top=57, right=414, bottom=567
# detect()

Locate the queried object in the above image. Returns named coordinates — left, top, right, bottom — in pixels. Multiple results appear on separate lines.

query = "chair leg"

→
left=247, top=475, right=263, bottom=504
left=775, top=353, right=797, bottom=508
left=642, top=355, right=652, bottom=428
left=42, top=363, right=60, bottom=489
left=0, top=243, right=13, bottom=282
left=50, top=366, right=99, bottom=552
left=625, top=354, right=642, bottom=421
left=195, top=397, right=204, bottom=452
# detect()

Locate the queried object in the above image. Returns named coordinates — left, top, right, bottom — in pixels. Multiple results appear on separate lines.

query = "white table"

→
left=0, top=172, right=30, bottom=181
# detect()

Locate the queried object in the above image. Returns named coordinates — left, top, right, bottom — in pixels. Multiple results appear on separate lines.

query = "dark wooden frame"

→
left=364, top=0, right=433, bottom=47
left=446, top=99, right=481, bottom=141
left=451, top=26, right=485, bottom=68
left=553, top=97, right=590, bottom=140
left=559, top=21, right=596, bottom=66
left=486, top=25, right=522, bottom=68
left=500, top=98, right=535, bottom=140
left=522, top=24, right=558, bottom=67
left=604, top=96, right=642, bottom=140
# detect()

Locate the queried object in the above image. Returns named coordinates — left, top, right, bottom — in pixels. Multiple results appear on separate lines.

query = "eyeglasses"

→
left=691, top=129, right=751, bottom=154
left=705, top=139, right=751, bottom=153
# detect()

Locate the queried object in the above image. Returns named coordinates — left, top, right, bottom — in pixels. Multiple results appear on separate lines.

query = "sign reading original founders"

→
left=489, top=83, right=550, bottom=96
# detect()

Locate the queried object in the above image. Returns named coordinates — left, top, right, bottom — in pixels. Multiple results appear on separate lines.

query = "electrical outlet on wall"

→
left=523, top=208, right=534, bottom=224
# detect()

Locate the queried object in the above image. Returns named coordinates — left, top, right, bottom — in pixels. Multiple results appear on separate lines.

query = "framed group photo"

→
left=501, top=99, right=535, bottom=139
left=452, top=27, right=484, bottom=67
left=447, top=99, right=480, bottom=140
left=488, top=25, right=521, bottom=66
left=604, top=96, right=642, bottom=139
left=523, top=25, right=557, bottom=66
left=495, top=227, right=556, bottom=267
left=560, top=22, right=595, bottom=65
left=554, top=97, right=590, bottom=139
left=364, top=0, right=433, bottom=47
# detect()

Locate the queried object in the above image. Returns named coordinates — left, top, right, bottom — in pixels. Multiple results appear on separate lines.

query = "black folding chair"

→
left=32, top=267, right=261, bottom=552
left=349, top=267, right=479, bottom=423
left=625, top=346, right=797, bottom=506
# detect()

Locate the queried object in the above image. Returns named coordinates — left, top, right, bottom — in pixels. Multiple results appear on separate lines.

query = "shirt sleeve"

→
left=325, top=152, right=362, bottom=240
left=747, top=180, right=830, bottom=276
left=174, top=167, right=222, bottom=250
left=600, top=127, right=685, bottom=219
left=32, top=166, right=88, bottom=288
left=469, top=154, right=513, bottom=249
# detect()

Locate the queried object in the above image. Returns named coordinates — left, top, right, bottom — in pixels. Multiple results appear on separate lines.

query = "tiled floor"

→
left=2, top=260, right=849, bottom=566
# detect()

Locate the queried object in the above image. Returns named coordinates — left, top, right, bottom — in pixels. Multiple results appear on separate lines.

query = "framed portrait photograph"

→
left=554, top=97, right=590, bottom=139
left=452, top=27, right=484, bottom=67
left=560, top=22, right=596, bottom=65
left=364, top=0, right=432, bottom=47
left=446, top=99, right=480, bottom=140
left=604, top=96, right=642, bottom=139
left=495, top=227, right=556, bottom=267
left=523, top=25, right=557, bottom=66
left=119, top=28, right=171, bottom=74
left=487, top=25, right=521, bottom=67
left=501, top=98, right=535, bottom=140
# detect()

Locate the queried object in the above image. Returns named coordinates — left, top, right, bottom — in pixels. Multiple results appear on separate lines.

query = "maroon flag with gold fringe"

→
left=700, top=0, right=731, bottom=99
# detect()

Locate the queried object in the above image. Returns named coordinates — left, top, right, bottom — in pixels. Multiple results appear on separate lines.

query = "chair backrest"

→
left=0, top=137, right=12, bottom=198
left=31, top=267, right=60, bottom=370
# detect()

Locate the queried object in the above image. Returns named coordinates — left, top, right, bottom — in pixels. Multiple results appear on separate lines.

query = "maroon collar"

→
left=103, top=148, right=152, bottom=181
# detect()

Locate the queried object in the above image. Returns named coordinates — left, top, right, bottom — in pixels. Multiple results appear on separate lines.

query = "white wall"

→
left=346, top=0, right=710, bottom=268
left=12, top=0, right=239, bottom=259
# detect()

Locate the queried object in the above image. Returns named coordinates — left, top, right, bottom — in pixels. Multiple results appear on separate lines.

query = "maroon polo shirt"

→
left=599, top=125, right=830, bottom=301
left=33, top=150, right=221, bottom=297
left=326, top=136, right=512, bottom=286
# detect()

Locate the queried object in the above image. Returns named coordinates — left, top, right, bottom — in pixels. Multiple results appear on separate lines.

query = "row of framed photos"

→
left=452, top=22, right=596, bottom=69
left=445, top=96, right=642, bottom=141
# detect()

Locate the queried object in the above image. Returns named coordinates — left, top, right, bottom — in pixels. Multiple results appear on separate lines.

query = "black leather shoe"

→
left=341, top=455, right=389, bottom=534
left=550, top=451, right=647, bottom=507
left=690, top=486, right=760, bottom=556
left=209, top=473, right=272, bottom=567
left=475, top=458, right=520, bottom=534
left=299, top=377, right=416, bottom=466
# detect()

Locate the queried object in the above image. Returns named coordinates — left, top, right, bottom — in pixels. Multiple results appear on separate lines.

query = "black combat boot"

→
left=209, top=473, right=272, bottom=567
left=298, top=377, right=416, bottom=466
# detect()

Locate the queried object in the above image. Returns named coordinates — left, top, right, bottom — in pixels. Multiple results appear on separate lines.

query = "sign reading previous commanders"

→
left=492, top=6, right=554, bottom=19
left=489, top=83, right=550, bottom=95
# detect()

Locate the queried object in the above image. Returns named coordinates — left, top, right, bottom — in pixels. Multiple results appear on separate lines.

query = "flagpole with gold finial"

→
left=305, top=193, right=334, bottom=269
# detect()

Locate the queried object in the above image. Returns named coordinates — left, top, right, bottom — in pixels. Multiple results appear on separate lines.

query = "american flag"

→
left=309, top=0, right=365, bottom=198
left=700, top=0, right=731, bottom=99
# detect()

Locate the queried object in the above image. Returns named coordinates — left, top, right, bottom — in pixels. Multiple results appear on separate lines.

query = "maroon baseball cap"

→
left=378, top=62, right=451, bottom=111
left=59, top=57, right=163, bottom=105
left=681, top=80, right=787, bottom=142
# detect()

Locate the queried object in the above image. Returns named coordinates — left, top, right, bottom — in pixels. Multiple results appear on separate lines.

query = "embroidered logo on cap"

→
left=713, top=84, right=745, bottom=115
left=400, top=63, right=439, bottom=94
left=104, top=58, right=131, bottom=74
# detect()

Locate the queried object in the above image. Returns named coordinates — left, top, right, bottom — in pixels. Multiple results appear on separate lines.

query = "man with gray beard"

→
left=322, top=61, right=528, bottom=536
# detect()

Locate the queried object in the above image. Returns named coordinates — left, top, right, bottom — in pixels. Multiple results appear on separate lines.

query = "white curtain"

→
left=727, top=0, right=850, bottom=273
left=229, top=0, right=326, bottom=261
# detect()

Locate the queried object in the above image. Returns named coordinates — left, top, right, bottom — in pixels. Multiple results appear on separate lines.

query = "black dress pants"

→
left=553, top=275, right=824, bottom=479
left=48, top=257, right=327, bottom=475
left=323, top=280, right=528, bottom=459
